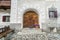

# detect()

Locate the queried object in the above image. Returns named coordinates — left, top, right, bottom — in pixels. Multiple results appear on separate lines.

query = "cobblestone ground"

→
left=3, top=29, right=60, bottom=40
left=9, top=32, right=60, bottom=40
left=47, top=33, right=60, bottom=40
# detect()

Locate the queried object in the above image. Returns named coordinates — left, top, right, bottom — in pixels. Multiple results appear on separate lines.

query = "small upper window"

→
left=2, top=16, right=10, bottom=22
left=49, top=6, right=58, bottom=19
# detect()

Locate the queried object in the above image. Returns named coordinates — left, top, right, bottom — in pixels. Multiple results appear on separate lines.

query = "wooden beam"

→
left=0, top=29, right=14, bottom=38
left=0, top=6, right=10, bottom=9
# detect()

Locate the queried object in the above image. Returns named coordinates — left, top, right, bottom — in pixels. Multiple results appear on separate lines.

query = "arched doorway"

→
left=23, top=11, right=39, bottom=28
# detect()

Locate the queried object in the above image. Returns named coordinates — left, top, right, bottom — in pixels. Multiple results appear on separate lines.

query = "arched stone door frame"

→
left=22, top=8, right=40, bottom=28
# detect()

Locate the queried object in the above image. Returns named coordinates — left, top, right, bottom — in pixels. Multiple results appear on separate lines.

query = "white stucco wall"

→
left=10, top=0, right=18, bottom=23
left=10, top=0, right=60, bottom=31
left=0, top=13, right=10, bottom=27
left=11, top=0, right=47, bottom=29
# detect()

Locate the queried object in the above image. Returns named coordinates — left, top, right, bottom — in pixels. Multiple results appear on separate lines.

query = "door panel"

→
left=23, top=11, right=39, bottom=28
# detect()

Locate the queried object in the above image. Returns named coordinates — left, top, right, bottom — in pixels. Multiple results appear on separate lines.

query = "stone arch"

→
left=23, top=9, right=40, bottom=28
left=23, top=8, right=39, bottom=15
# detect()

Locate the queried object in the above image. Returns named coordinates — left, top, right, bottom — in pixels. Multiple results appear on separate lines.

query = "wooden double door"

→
left=23, top=11, right=39, bottom=28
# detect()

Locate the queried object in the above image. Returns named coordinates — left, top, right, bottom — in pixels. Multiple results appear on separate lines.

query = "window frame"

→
left=2, top=16, right=10, bottom=22
left=49, top=9, right=58, bottom=19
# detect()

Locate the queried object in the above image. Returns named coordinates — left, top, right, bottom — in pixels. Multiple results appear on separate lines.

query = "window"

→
left=49, top=7, right=58, bottom=19
left=2, top=16, right=10, bottom=22
left=49, top=11, right=57, bottom=18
